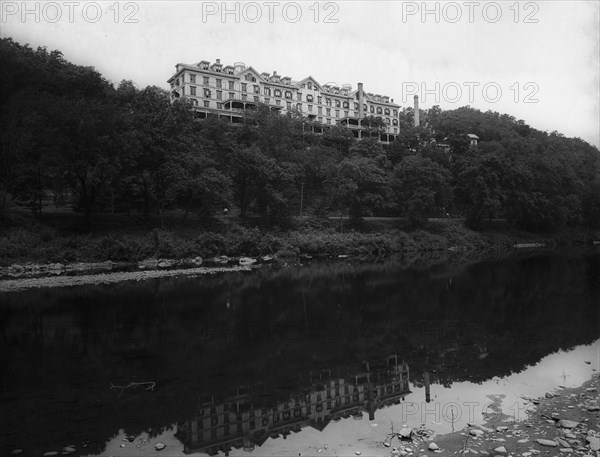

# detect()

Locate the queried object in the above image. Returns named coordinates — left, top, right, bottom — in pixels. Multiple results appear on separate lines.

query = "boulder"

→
left=429, top=443, right=439, bottom=451
left=399, top=427, right=413, bottom=439
left=586, top=436, right=600, bottom=451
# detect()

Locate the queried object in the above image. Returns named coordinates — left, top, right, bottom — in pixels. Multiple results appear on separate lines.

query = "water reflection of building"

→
left=177, top=358, right=410, bottom=456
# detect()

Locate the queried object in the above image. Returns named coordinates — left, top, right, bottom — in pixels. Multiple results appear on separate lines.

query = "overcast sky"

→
left=2, top=1, right=599, bottom=147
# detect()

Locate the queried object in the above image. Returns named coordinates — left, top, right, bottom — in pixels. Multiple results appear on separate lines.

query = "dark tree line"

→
left=1, top=37, right=599, bottom=231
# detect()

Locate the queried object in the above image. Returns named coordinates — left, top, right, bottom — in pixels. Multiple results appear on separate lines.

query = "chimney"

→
left=413, top=95, right=420, bottom=127
left=358, top=82, right=364, bottom=119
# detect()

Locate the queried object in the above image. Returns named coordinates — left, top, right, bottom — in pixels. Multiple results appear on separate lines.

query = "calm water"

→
left=1, top=250, right=599, bottom=456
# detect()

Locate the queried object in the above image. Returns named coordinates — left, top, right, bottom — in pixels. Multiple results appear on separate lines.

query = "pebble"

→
left=494, top=446, right=508, bottom=454
left=429, top=443, right=439, bottom=451
left=384, top=442, right=391, bottom=447
left=557, top=420, right=580, bottom=429
left=10, top=451, right=23, bottom=455
left=471, top=429, right=485, bottom=437
left=559, top=448, right=574, bottom=453
left=43, top=453, right=58, bottom=457
left=155, top=443, right=166, bottom=451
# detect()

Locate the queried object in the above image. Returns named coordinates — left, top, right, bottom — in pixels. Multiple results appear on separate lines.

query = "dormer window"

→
left=307, top=82, right=313, bottom=90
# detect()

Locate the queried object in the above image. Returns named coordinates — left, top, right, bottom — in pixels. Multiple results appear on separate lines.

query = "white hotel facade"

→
left=168, top=59, right=402, bottom=143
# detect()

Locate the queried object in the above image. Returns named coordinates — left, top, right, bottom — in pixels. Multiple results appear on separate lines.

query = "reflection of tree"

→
left=1, top=251, right=598, bottom=454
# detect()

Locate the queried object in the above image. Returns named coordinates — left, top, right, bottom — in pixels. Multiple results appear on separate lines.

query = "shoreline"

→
left=384, top=373, right=600, bottom=457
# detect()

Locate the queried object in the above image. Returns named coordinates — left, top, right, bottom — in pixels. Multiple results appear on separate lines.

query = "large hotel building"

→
left=168, top=59, right=402, bottom=143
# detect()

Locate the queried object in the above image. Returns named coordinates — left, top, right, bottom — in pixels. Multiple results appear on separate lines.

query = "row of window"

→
left=178, top=76, right=397, bottom=114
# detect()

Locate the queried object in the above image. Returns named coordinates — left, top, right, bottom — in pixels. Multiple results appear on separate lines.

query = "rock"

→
left=586, top=436, right=600, bottom=451
left=559, top=448, right=574, bottom=453
left=405, top=448, right=413, bottom=453
left=155, top=443, right=166, bottom=451
left=556, top=438, right=571, bottom=448
left=239, top=257, right=257, bottom=266
left=399, top=427, right=413, bottom=439
left=384, top=442, right=391, bottom=447
left=546, top=393, right=555, bottom=398
left=62, top=447, right=76, bottom=454
left=471, top=429, right=485, bottom=437
left=355, top=452, right=361, bottom=456
left=557, top=420, right=580, bottom=429
left=494, top=446, right=508, bottom=454
left=586, top=388, right=597, bottom=392
left=43, top=453, right=59, bottom=457
left=522, top=453, right=532, bottom=456
left=588, top=406, right=600, bottom=412
left=10, top=451, right=23, bottom=455
left=429, top=443, right=439, bottom=451
left=497, top=426, right=509, bottom=432
left=518, top=439, right=529, bottom=443
left=535, top=439, right=558, bottom=447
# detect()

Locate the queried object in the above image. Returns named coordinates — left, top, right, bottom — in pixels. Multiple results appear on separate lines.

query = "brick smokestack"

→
left=358, top=82, right=364, bottom=118
left=413, top=95, right=420, bottom=127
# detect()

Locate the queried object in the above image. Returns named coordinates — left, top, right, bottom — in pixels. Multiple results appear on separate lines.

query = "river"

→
left=1, top=249, right=599, bottom=456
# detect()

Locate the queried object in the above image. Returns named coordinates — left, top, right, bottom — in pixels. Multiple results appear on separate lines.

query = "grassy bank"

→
left=1, top=215, right=599, bottom=267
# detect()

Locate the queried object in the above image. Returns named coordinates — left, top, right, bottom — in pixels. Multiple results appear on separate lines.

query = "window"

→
left=254, top=85, right=260, bottom=94
left=275, top=99, right=281, bottom=105
left=318, top=106, right=322, bottom=114
left=254, top=96, right=259, bottom=102
left=384, top=108, right=390, bottom=115
left=392, top=119, right=398, bottom=126
left=203, top=100, right=210, bottom=107
left=241, top=94, right=247, bottom=100
left=264, top=87, right=271, bottom=96
left=377, top=107, right=382, bottom=114
left=354, top=102, right=359, bottom=110
left=265, top=97, right=270, bottom=104
left=241, top=83, right=247, bottom=92
left=245, top=73, right=252, bottom=81
left=216, top=79, right=222, bottom=88
left=286, top=101, right=292, bottom=110
left=204, top=89, right=211, bottom=98
left=216, top=91, right=222, bottom=100
left=217, top=103, right=222, bottom=109
left=344, top=110, right=349, bottom=117
left=335, top=110, right=339, bottom=117
left=308, top=105, right=313, bottom=112
left=192, top=99, right=198, bottom=106
left=326, top=98, right=331, bottom=106
left=327, top=118, right=331, bottom=124
left=318, top=116, right=323, bottom=122
left=326, top=108, right=331, bottom=116
left=307, top=94, right=313, bottom=102
left=370, top=106, right=374, bottom=113
left=363, top=104, right=367, bottom=111
left=385, top=118, right=390, bottom=124
left=335, top=100, right=340, bottom=108
left=203, top=76, right=209, bottom=85
left=229, top=92, right=235, bottom=99
left=190, top=74, right=196, bottom=83
left=285, top=91, right=292, bottom=99
left=190, top=86, right=197, bottom=96
left=394, top=127, right=398, bottom=133
left=229, top=81, right=234, bottom=90
left=343, top=101, right=349, bottom=108
left=317, top=96, right=322, bottom=104
left=393, top=110, right=398, bottom=116
left=296, top=103, right=302, bottom=111
left=274, top=89, right=281, bottom=97
left=296, top=92, right=302, bottom=101
left=307, top=82, right=313, bottom=89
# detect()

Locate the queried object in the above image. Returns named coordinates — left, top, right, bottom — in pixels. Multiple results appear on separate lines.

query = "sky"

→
left=2, top=0, right=599, bottom=147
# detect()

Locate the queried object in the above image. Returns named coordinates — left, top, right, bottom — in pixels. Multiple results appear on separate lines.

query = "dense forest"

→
left=1, top=37, right=600, bottom=233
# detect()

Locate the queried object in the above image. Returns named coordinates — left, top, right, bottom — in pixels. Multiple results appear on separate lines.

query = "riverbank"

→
left=1, top=218, right=598, bottom=278
left=403, top=372, right=600, bottom=457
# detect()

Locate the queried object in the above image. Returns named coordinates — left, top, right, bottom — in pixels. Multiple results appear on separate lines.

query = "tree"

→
left=393, top=155, right=451, bottom=227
